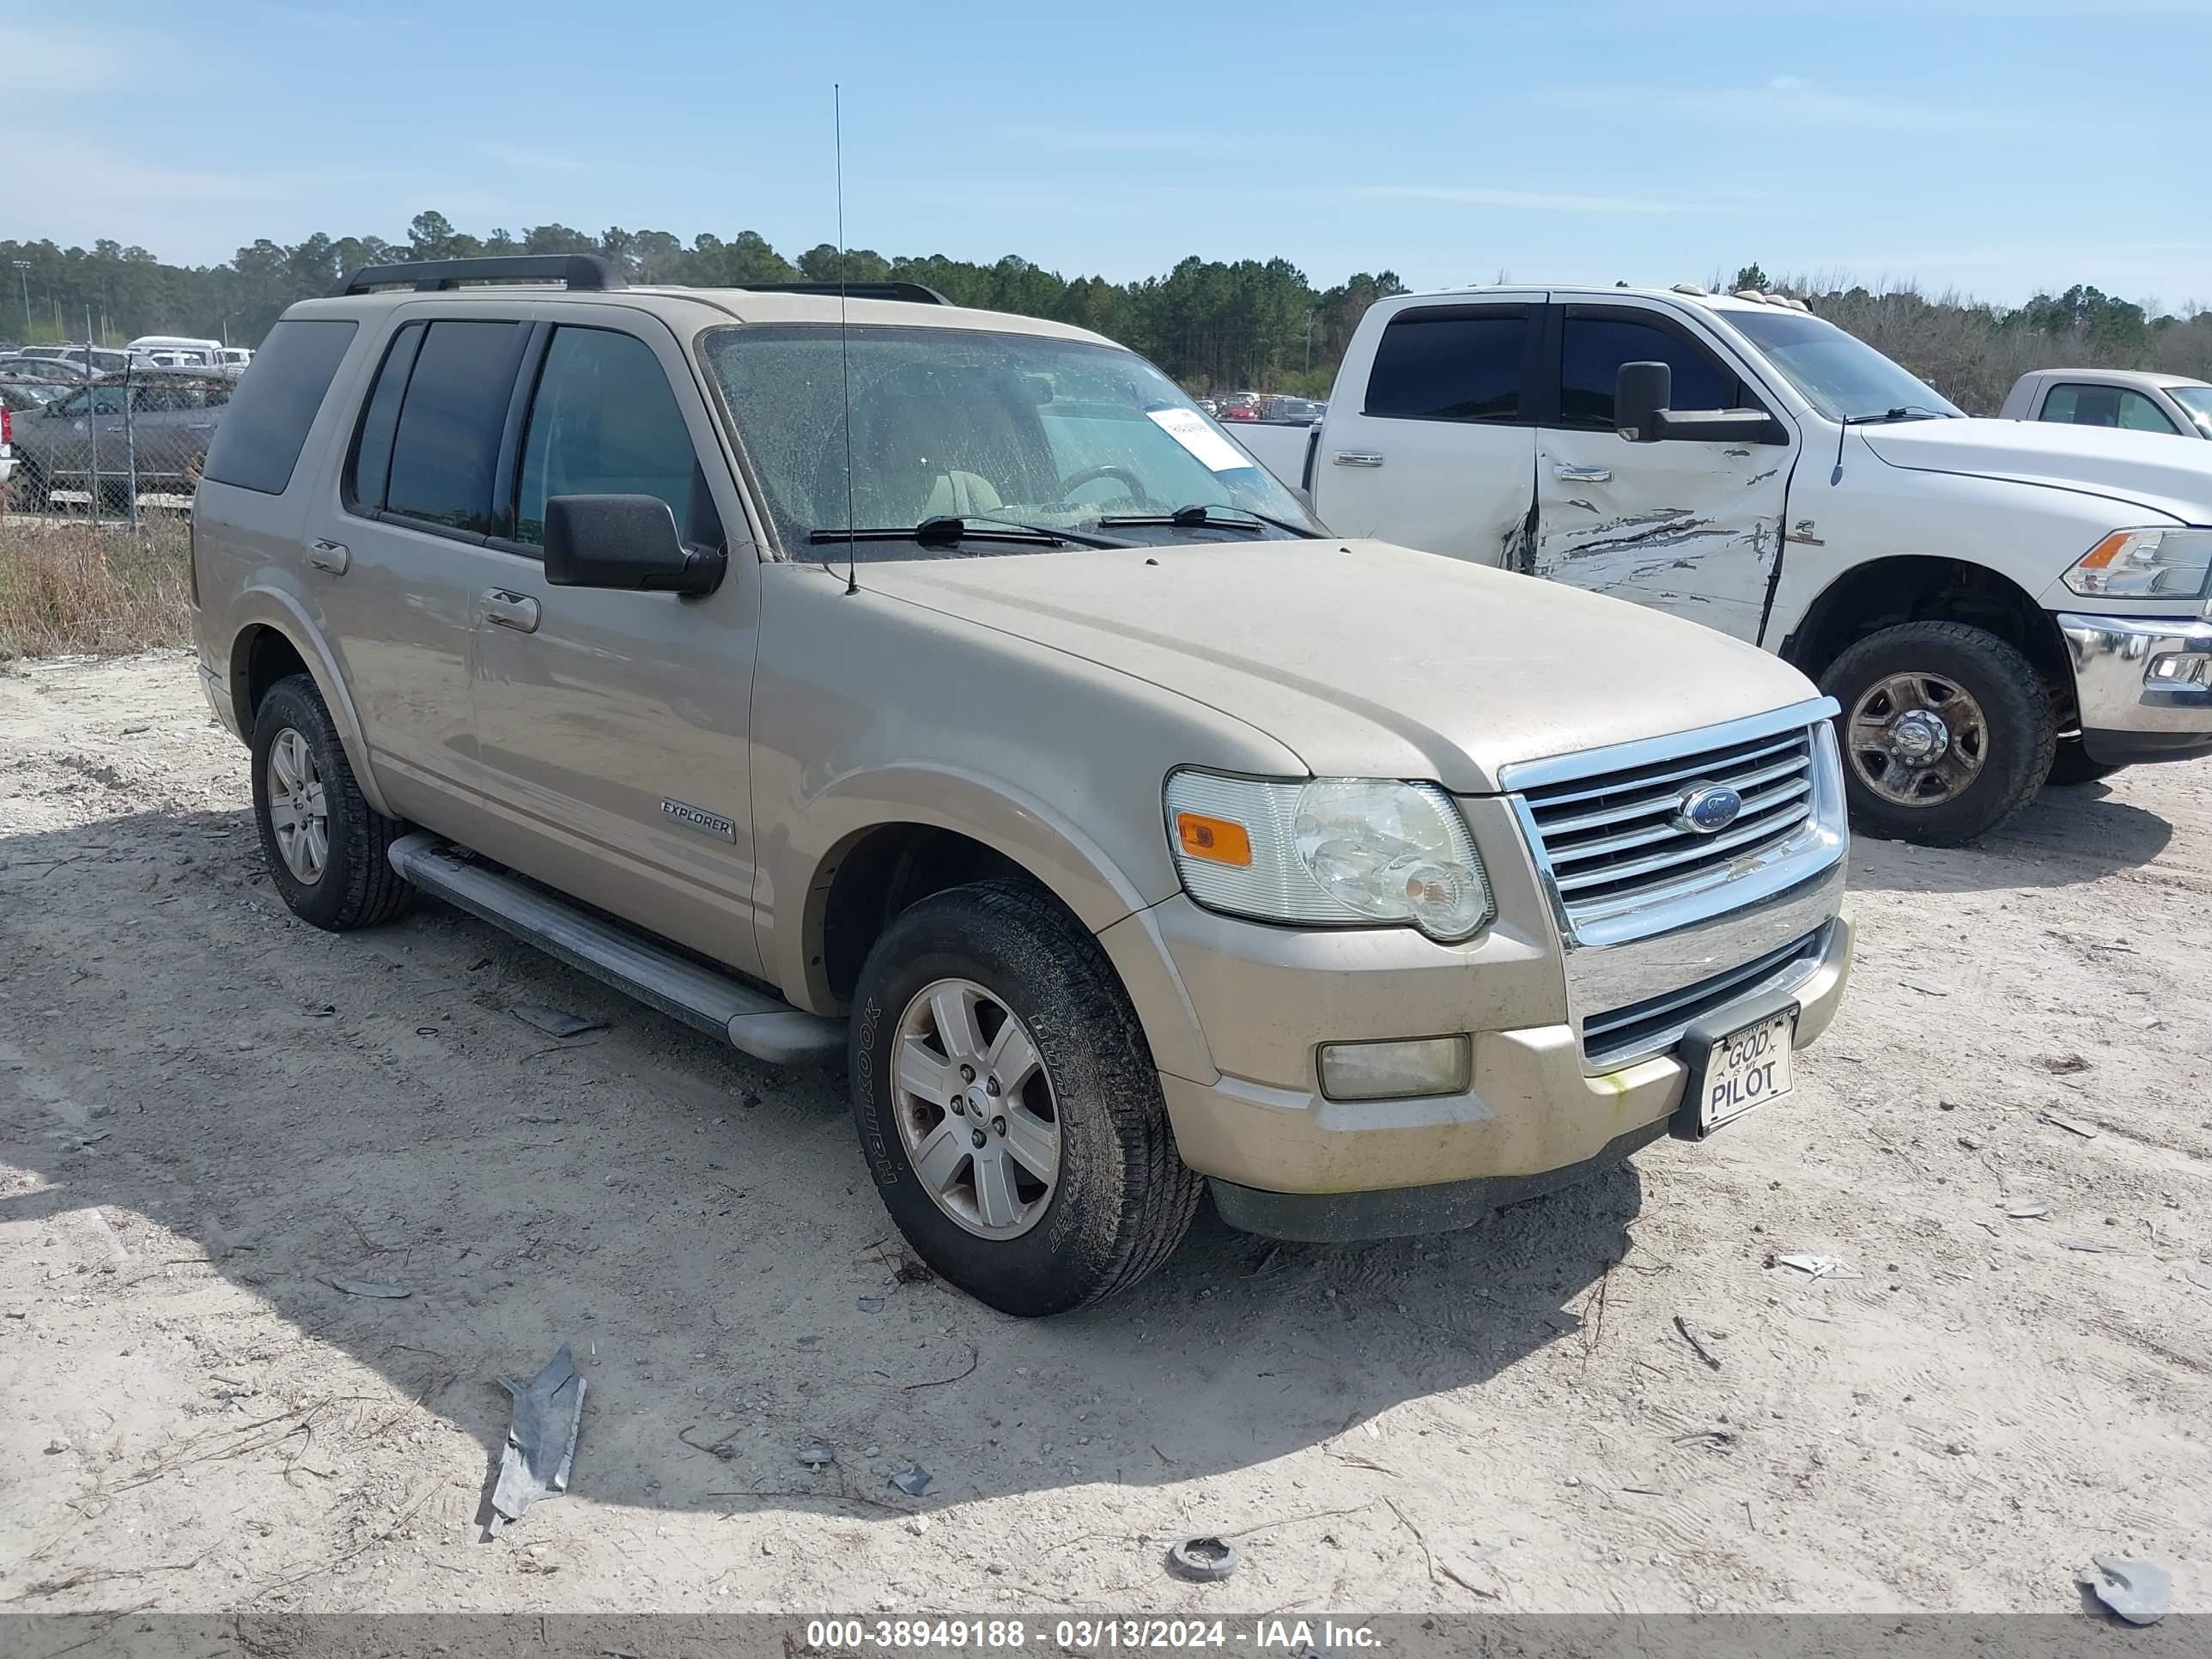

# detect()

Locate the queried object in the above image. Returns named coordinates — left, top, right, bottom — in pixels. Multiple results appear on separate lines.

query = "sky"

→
left=6, top=0, right=2210, bottom=310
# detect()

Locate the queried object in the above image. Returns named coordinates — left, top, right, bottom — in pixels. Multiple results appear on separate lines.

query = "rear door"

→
left=467, top=310, right=768, bottom=980
left=1316, top=295, right=1542, bottom=566
left=311, top=313, right=530, bottom=818
left=1530, top=302, right=1794, bottom=643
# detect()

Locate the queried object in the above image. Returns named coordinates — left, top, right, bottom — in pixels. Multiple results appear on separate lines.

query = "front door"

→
left=1319, top=296, right=1541, bottom=568
left=1531, top=304, right=1795, bottom=643
left=468, top=317, right=767, bottom=981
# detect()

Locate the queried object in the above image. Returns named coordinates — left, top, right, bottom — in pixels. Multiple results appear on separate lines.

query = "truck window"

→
left=1364, top=308, right=1528, bottom=423
left=514, top=327, right=711, bottom=549
left=200, top=318, right=357, bottom=495
left=1558, top=314, right=1738, bottom=428
left=2043, top=384, right=2180, bottom=434
left=381, top=320, right=526, bottom=535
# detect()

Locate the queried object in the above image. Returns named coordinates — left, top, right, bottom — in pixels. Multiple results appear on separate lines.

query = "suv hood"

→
left=858, top=538, right=1820, bottom=793
left=1863, top=417, right=2212, bottom=525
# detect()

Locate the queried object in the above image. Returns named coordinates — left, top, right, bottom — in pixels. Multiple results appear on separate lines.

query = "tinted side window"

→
left=384, top=320, right=525, bottom=535
left=202, top=318, right=358, bottom=495
left=344, top=323, right=425, bottom=513
left=514, top=327, right=705, bottom=546
left=1365, top=310, right=1527, bottom=422
left=1559, top=315, right=1740, bottom=428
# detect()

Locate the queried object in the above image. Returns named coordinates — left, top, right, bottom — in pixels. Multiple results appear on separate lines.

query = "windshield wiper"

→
left=1097, top=502, right=1312, bottom=537
left=1843, top=405, right=1954, bottom=425
left=807, top=515, right=1129, bottom=550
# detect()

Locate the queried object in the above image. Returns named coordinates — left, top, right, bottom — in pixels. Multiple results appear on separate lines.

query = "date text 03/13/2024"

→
left=801, top=1619, right=1379, bottom=1650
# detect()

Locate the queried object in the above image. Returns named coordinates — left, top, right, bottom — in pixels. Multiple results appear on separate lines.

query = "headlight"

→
left=1164, top=770, right=1493, bottom=941
left=2063, top=528, right=2212, bottom=599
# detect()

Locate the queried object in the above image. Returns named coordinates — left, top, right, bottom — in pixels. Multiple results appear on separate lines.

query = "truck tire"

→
left=2045, top=738, right=2124, bottom=788
left=849, top=877, right=1202, bottom=1316
left=1820, top=621, right=2055, bottom=847
left=249, top=673, right=412, bottom=931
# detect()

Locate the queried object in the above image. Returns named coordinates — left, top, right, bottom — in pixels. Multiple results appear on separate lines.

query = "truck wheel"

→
left=16, top=459, right=50, bottom=514
left=249, top=674, right=412, bottom=931
left=849, top=877, right=1202, bottom=1316
left=1820, top=621, right=2055, bottom=847
left=2045, top=738, right=2124, bottom=788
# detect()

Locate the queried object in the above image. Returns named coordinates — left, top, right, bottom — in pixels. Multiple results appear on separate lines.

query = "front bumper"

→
left=1144, top=891, right=1853, bottom=1231
left=2057, top=612, right=2212, bottom=765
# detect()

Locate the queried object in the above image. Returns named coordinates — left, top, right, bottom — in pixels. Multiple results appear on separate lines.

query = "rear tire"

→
left=1820, top=621, right=2055, bottom=847
left=2045, top=738, right=2124, bottom=788
left=249, top=674, right=411, bottom=931
left=849, top=877, right=1202, bottom=1316
left=16, top=459, right=49, bottom=514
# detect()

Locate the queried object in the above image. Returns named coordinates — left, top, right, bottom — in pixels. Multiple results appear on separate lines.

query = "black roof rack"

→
left=330, top=254, right=627, bottom=297
left=739, top=281, right=949, bottom=305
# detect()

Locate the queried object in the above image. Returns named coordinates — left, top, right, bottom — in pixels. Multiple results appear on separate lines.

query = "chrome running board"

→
left=387, top=831, right=843, bottom=1066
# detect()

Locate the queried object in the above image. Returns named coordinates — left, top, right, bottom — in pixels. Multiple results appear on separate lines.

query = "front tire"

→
left=849, top=878, right=1202, bottom=1316
left=2046, top=738, right=2124, bottom=788
left=1820, top=621, right=2055, bottom=847
left=249, top=674, right=411, bottom=931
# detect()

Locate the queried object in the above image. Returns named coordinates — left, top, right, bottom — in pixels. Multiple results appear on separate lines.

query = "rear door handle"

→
left=306, top=538, right=349, bottom=574
left=1334, top=450, right=1385, bottom=468
left=481, top=589, right=541, bottom=635
left=1553, top=464, right=1612, bottom=483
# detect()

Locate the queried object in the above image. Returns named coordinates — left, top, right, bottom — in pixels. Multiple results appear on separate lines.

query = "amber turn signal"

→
left=1175, top=811, right=1253, bottom=866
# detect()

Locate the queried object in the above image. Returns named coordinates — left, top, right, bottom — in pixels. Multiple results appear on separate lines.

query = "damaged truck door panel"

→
left=1238, top=287, right=2212, bottom=847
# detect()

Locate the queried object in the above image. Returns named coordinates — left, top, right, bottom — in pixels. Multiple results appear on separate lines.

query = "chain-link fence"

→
left=2, top=363, right=238, bottom=525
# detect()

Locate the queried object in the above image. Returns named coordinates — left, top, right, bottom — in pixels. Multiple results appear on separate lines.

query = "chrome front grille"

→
left=1517, top=722, right=1825, bottom=934
left=1581, top=928, right=1825, bottom=1070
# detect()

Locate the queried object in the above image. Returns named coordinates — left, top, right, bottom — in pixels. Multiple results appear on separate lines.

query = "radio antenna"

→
left=835, top=82, right=859, bottom=597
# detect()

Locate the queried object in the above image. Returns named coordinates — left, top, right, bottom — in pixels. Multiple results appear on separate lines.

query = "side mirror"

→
left=1614, top=360, right=1787, bottom=446
left=544, top=495, right=726, bottom=596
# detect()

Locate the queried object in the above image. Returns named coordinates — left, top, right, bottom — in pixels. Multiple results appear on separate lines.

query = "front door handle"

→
left=1334, top=450, right=1385, bottom=468
left=306, top=538, right=349, bottom=574
left=481, top=589, right=541, bottom=635
left=1553, top=464, right=1613, bottom=483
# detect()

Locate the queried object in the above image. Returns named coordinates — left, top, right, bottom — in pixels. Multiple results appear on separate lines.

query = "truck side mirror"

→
left=1615, top=362, right=1669, bottom=443
left=544, top=495, right=726, bottom=596
left=1615, top=359, right=1788, bottom=447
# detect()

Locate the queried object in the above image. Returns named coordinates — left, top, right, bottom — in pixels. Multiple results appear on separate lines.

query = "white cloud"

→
left=1548, top=75, right=2022, bottom=134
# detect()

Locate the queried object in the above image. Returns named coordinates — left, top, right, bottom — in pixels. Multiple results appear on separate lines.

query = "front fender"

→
left=225, top=586, right=396, bottom=822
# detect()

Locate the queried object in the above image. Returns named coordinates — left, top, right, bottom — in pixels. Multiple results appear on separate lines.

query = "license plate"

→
left=1692, top=1010, right=1795, bottom=1135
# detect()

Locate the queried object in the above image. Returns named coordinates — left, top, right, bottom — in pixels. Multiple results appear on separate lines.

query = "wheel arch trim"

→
left=225, top=590, right=397, bottom=821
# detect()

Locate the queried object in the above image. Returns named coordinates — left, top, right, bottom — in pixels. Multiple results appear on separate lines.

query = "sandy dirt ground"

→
left=1, top=650, right=2208, bottom=1622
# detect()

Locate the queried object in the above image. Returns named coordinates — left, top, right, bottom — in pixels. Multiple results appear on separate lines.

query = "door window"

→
left=1364, top=308, right=1528, bottom=422
left=2038, top=383, right=2182, bottom=434
left=382, top=319, right=526, bottom=535
left=514, top=326, right=708, bottom=547
left=1558, top=313, right=1742, bottom=428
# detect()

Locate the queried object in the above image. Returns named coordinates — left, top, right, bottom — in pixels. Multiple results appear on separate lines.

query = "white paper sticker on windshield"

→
left=1148, top=406, right=1255, bottom=473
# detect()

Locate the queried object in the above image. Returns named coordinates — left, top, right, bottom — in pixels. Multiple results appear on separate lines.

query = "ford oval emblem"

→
left=1672, top=782, right=1743, bottom=836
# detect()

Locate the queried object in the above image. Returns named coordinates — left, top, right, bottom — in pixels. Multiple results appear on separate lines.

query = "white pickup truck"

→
left=1238, top=286, right=2212, bottom=844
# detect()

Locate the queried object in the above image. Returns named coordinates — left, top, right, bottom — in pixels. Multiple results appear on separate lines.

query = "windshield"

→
left=702, top=324, right=1325, bottom=556
left=1724, top=308, right=1963, bottom=423
left=2168, top=386, right=2212, bottom=438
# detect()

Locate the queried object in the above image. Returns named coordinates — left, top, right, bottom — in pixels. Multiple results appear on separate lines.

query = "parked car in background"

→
left=1258, top=395, right=1326, bottom=424
left=220, top=346, right=254, bottom=369
left=191, top=254, right=1851, bottom=1313
left=0, top=355, right=94, bottom=386
left=0, top=378, right=64, bottom=410
left=1237, top=283, right=2212, bottom=842
left=16, top=344, right=145, bottom=374
left=127, top=335, right=226, bottom=368
left=2001, top=369, right=2212, bottom=441
left=10, top=367, right=234, bottom=513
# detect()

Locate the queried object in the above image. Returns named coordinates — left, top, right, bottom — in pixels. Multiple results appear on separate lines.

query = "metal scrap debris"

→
left=511, top=1004, right=606, bottom=1038
left=1768, top=1254, right=1861, bottom=1280
left=2040, top=1111, right=2099, bottom=1139
left=2005, top=1199, right=2051, bottom=1220
left=2079, top=1553, right=2169, bottom=1626
left=488, top=1346, right=586, bottom=1536
left=1672, top=1315, right=1723, bottom=1370
left=1168, top=1535, right=1239, bottom=1582
left=797, top=1442, right=836, bottom=1469
left=890, top=1464, right=933, bottom=1497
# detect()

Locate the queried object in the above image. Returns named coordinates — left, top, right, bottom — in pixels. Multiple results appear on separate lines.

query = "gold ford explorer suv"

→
left=190, top=255, right=1854, bottom=1316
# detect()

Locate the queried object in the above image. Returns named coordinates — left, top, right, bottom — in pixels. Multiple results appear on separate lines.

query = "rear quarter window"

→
left=201, top=319, right=359, bottom=495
